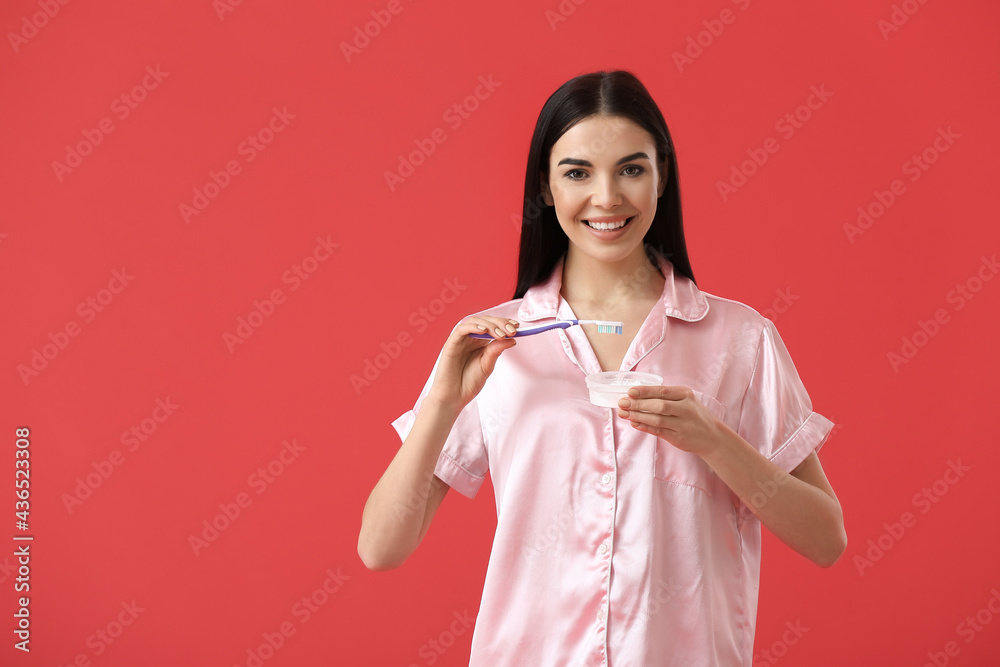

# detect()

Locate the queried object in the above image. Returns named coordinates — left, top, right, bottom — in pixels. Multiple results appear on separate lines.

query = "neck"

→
left=560, top=245, right=665, bottom=310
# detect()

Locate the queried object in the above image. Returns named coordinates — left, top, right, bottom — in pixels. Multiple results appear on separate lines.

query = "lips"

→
left=583, top=216, right=634, bottom=231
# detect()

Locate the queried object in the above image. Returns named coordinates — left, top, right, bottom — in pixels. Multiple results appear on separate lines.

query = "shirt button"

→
left=598, top=542, right=608, bottom=555
left=597, top=608, right=606, bottom=621
left=602, top=473, right=612, bottom=485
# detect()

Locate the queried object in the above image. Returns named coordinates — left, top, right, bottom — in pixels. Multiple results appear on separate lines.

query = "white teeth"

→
left=586, top=218, right=629, bottom=231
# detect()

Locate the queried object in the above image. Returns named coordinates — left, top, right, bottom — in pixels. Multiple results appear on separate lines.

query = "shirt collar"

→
left=517, top=251, right=710, bottom=323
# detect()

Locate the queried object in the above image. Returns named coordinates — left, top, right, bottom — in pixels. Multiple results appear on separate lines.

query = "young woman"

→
left=359, top=70, right=846, bottom=666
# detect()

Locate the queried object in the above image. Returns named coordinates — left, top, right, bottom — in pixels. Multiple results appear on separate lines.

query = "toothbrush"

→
left=467, top=319, right=624, bottom=339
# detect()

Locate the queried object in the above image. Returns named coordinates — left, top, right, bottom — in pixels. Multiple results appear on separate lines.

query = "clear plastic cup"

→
left=584, top=371, right=663, bottom=408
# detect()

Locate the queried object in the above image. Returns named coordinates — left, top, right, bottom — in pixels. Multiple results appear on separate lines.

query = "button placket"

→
left=594, top=426, right=616, bottom=660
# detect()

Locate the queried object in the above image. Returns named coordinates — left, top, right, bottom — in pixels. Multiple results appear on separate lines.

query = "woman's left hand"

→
left=617, top=385, right=723, bottom=458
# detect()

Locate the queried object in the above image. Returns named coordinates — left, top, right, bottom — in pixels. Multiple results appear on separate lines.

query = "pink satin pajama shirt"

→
left=391, top=252, right=834, bottom=666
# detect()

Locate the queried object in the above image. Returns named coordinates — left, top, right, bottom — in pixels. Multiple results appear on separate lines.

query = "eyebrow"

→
left=556, top=152, right=650, bottom=168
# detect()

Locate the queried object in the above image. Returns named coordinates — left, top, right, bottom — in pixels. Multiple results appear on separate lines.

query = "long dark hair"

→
left=513, top=70, right=696, bottom=299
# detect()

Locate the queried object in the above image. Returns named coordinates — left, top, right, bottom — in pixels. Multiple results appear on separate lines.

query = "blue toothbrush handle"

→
left=467, top=321, right=573, bottom=339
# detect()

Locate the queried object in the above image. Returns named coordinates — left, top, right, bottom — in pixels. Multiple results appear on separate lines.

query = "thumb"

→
left=480, top=338, right=516, bottom=376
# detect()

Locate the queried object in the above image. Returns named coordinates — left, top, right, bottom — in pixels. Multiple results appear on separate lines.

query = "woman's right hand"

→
left=426, top=316, right=520, bottom=411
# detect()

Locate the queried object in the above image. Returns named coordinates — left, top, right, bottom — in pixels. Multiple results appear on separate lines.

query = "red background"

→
left=2, top=0, right=999, bottom=665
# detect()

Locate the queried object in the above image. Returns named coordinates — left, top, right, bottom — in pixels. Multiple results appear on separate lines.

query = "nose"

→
left=590, top=173, right=622, bottom=209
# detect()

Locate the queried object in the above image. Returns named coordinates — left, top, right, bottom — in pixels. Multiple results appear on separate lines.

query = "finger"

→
left=480, top=337, right=516, bottom=374
left=485, top=316, right=519, bottom=336
left=626, top=385, right=687, bottom=400
left=625, top=385, right=647, bottom=399
left=461, top=318, right=511, bottom=339
left=619, top=408, right=676, bottom=435
left=455, top=320, right=502, bottom=342
left=629, top=421, right=671, bottom=439
left=618, top=392, right=648, bottom=411
left=618, top=407, right=653, bottom=430
left=619, top=396, right=675, bottom=418
left=466, top=316, right=520, bottom=339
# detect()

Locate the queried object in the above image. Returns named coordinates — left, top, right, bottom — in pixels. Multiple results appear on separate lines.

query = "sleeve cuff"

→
left=768, top=411, right=835, bottom=473
left=434, top=450, right=485, bottom=500
left=391, top=410, right=416, bottom=444
left=391, top=409, right=486, bottom=500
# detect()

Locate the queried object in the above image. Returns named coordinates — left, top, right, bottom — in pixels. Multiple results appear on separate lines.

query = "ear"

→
left=540, top=173, right=554, bottom=206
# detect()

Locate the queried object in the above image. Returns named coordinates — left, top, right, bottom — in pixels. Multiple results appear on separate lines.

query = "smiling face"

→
left=541, top=114, right=667, bottom=265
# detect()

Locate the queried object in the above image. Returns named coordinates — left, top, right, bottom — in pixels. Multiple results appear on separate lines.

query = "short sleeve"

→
left=389, top=321, right=489, bottom=500
left=736, top=318, right=834, bottom=474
